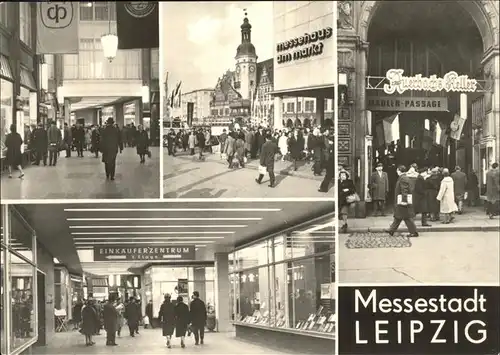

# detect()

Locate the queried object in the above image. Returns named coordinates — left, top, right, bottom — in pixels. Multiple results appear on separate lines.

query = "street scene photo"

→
left=337, top=0, right=500, bottom=284
left=1, top=2, right=161, bottom=199
left=1, top=201, right=334, bottom=354
left=162, top=1, right=335, bottom=198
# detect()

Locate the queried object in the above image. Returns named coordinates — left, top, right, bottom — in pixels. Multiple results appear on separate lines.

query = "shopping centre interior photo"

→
left=1, top=201, right=334, bottom=355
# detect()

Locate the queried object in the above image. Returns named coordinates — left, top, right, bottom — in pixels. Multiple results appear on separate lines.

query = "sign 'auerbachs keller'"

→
left=93, top=245, right=196, bottom=261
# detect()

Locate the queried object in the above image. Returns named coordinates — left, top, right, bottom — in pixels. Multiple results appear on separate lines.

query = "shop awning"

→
left=0, top=55, right=13, bottom=81
left=20, top=67, right=36, bottom=91
left=270, top=84, right=335, bottom=99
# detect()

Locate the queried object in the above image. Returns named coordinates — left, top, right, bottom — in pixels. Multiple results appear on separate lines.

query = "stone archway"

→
left=358, top=0, right=499, bottom=51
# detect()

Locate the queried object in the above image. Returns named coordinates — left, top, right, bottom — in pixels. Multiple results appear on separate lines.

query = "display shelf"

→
left=232, top=320, right=335, bottom=340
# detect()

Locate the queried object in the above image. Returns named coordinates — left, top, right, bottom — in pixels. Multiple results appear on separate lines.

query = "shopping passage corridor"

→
left=1, top=147, right=160, bottom=199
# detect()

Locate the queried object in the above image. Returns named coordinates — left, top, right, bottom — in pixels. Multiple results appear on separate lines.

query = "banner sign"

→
left=93, top=245, right=195, bottom=261
left=338, top=286, right=500, bottom=355
left=36, top=2, right=78, bottom=54
left=383, top=69, right=478, bottom=95
left=367, top=96, right=448, bottom=112
left=276, top=27, right=333, bottom=64
left=116, top=2, right=159, bottom=49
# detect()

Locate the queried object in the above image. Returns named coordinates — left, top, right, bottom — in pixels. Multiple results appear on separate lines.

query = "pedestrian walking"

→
left=124, top=297, right=141, bottom=337
left=485, top=162, right=499, bottom=218
left=4, top=124, right=25, bottom=178
left=103, top=297, right=118, bottom=346
left=255, top=134, right=278, bottom=188
left=81, top=300, right=98, bottom=346
left=189, top=291, right=207, bottom=346
left=100, top=118, right=123, bottom=180
left=159, top=294, right=176, bottom=348
left=174, top=296, right=190, bottom=349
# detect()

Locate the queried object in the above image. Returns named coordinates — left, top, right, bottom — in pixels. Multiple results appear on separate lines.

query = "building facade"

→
left=180, top=89, right=214, bottom=125
left=337, top=0, right=499, bottom=216
left=210, top=9, right=334, bottom=129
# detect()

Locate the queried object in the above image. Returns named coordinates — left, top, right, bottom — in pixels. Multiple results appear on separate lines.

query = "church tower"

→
left=234, top=11, right=257, bottom=101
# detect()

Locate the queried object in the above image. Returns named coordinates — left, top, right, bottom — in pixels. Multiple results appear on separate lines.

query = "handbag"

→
left=146, top=150, right=152, bottom=158
left=258, top=165, right=267, bottom=175
left=346, top=193, right=360, bottom=204
left=243, top=156, right=248, bottom=163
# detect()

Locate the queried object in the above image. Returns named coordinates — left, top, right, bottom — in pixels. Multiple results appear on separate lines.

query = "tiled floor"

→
left=1, top=147, right=160, bottom=200
left=32, top=328, right=296, bottom=355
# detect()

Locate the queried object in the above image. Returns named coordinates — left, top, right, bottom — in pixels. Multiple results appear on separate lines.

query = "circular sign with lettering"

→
left=124, top=2, right=156, bottom=18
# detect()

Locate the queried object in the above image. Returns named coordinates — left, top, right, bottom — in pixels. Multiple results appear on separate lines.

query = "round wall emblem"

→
left=124, top=2, right=156, bottom=18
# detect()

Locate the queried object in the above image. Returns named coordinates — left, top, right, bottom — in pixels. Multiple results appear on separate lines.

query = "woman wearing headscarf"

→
left=174, top=296, right=190, bottom=348
left=338, top=170, right=357, bottom=233
left=159, top=294, right=176, bottom=348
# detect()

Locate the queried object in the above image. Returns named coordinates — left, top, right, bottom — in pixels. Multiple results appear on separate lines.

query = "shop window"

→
left=44, top=55, right=55, bottom=80
left=151, top=48, right=159, bottom=79
left=324, top=98, right=329, bottom=111
left=19, top=2, right=32, bottom=48
left=235, top=240, right=269, bottom=269
left=305, top=100, right=315, bottom=112
left=9, top=251, right=36, bottom=352
left=236, top=266, right=270, bottom=325
left=297, top=101, right=302, bottom=113
left=0, top=78, right=14, bottom=159
left=286, top=102, right=295, bottom=113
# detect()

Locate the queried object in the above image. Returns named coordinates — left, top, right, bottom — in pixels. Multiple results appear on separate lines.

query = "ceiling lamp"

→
left=101, top=2, right=118, bottom=62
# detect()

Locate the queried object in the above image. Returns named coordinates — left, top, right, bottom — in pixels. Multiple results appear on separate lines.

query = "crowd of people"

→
left=3, top=120, right=151, bottom=181
left=74, top=291, right=207, bottom=349
left=338, top=162, right=500, bottom=234
left=165, top=125, right=334, bottom=192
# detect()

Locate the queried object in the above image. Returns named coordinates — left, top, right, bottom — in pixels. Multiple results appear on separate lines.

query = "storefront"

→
left=143, top=265, right=215, bottom=326
left=230, top=213, right=335, bottom=355
left=1, top=55, right=14, bottom=159
left=271, top=1, right=335, bottom=130
left=1, top=205, right=57, bottom=355
left=337, top=0, right=499, bottom=215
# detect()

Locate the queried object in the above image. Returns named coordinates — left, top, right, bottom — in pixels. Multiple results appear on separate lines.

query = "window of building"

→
left=62, top=54, right=78, bottom=79
left=324, top=98, right=329, bottom=111
left=225, top=108, right=230, bottom=116
left=305, top=100, right=315, bottom=112
left=0, top=2, right=9, bottom=28
left=80, top=2, right=116, bottom=21
left=44, top=55, right=55, bottom=80
left=79, top=3, right=94, bottom=21
left=19, top=2, right=32, bottom=48
left=297, top=101, right=302, bottom=113
left=151, top=48, right=159, bottom=79
left=286, top=102, right=295, bottom=113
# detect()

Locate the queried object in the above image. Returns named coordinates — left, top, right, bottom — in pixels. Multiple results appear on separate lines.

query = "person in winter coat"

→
left=81, top=300, right=99, bottom=346
left=114, top=298, right=125, bottom=336
left=224, top=132, right=236, bottom=167
left=466, top=170, right=479, bottom=207
left=369, top=163, right=390, bottom=216
left=414, top=167, right=432, bottom=227
left=90, top=125, right=100, bottom=158
left=385, top=165, right=419, bottom=237
left=244, top=128, right=254, bottom=158
left=255, top=134, right=278, bottom=188
left=135, top=124, right=149, bottom=164
left=103, top=297, right=118, bottom=346
left=426, top=167, right=442, bottom=221
left=278, top=131, right=289, bottom=161
left=4, top=124, right=25, bottom=178
left=485, top=162, right=500, bottom=218
left=159, top=294, right=176, bottom=348
left=235, top=132, right=246, bottom=168
left=437, top=168, right=458, bottom=224
left=189, top=291, right=207, bottom=346
left=125, top=297, right=141, bottom=337
left=188, top=131, right=196, bottom=155
left=32, top=122, right=48, bottom=166
left=338, top=170, right=356, bottom=233
left=289, top=130, right=304, bottom=170
left=196, top=129, right=206, bottom=159
left=451, top=166, right=467, bottom=214
left=174, top=296, right=190, bottom=349
left=100, top=118, right=123, bottom=180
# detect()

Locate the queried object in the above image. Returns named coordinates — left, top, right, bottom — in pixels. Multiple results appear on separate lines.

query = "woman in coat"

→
left=4, top=124, right=25, bottom=178
left=224, top=132, right=236, bottom=167
left=235, top=132, right=246, bottom=168
left=174, top=296, right=190, bottom=348
left=426, top=168, right=442, bottom=221
left=114, top=298, right=125, bottom=336
left=159, top=294, right=176, bottom=348
left=414, top=168, right=432, bottom=226
left=289, top=129, right=305, bottom=171
left=81, top=300, right=99, bottom=346
left=436, top=168, right=458, bottom=224
left=338, top=170, right=356, bottom=233
left=188, top=131, right=196, bottom=155
left=135, top=124, right=149, bottom=164
left=278, top=131, right=289, bottom=161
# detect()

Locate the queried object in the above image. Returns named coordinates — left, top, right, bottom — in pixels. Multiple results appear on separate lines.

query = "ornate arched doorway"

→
left=338, top=0, right=499, bottom=215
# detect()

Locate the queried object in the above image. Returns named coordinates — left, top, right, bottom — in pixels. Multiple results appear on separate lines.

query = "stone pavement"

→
left=346, top=207, right=499, bottom=233
left=163, top=149, right=334, bottom=198
left=32, top=327, right=298, bottom=355
left=339, top=231, right=500, bottom=284
left=1, top=147, right=160, bottom=200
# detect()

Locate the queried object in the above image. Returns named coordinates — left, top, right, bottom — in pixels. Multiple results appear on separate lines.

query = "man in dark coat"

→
left=47, top=121, right=62, bottom=167
left=189, top=291, right=207, bottom=346
left=145, top=300, right=154, bottom=329
left=90, top=125, right=100, bottom=158
left=73, top=122, right=86, bottom=157
left=414, top=168, right=432, bottom=227
left=369, top=163, right=390, bottom=216
left=289, top=129, right=305, bottom=171
left=385, top=165, right=419, bottom=237
left=63, top=123, right=72, bottom=157
left=451, top=165, right=468, bottom=214
left=319, top=135, right=334, bottom=194
left=255, top=134, right=278, bottom=188
left=124, top=297, right=141, bottom=337
left=486, top=162, right=500, bottom=218
left=100, top=118, right=123, bottom=180
left=426, top=168, right=442, bottom=221
left=103, top=297, right=118, bottom=346
left=174, top=296, right=190, bottom=349
left=32, top=122, right=48, bottom=166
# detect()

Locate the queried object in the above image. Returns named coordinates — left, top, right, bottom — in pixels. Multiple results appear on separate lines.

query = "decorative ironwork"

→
left=345, top=232, right=412, bottom=249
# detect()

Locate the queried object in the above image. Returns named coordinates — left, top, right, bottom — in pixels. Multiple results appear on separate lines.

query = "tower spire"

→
left=241, top=9, right=251, bottom=43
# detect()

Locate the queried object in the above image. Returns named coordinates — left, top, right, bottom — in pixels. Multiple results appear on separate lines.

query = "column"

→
left=64, top=98, right=70, bottom=125
left=193, top=268, right=206, bottom=301
left=315, top=97, right=325, bottom=126
left=214, top=253, right=231, bottom=332
left=134, top=99, right=142, bottom=126
left=482, top=51, right=499, bottom=163
left=273, top=96, right=283, bottom=130
left=114, top=104, right=124, bottom=128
